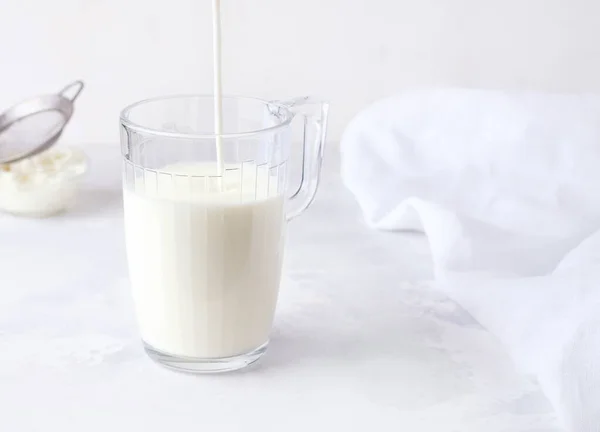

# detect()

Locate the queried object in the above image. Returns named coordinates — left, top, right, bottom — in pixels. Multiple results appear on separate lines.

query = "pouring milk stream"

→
left=212, top=0, right=224, bottom=176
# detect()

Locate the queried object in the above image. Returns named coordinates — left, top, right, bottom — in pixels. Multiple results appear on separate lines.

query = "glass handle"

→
left=281, top=97, right=329, bottom=221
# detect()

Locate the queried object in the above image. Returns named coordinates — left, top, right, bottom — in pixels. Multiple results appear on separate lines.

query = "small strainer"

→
left=0, top=80, right=84, bottom=164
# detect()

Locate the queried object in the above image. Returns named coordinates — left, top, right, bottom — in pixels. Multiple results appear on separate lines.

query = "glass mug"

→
left=120, top=95, right=328, bottom=372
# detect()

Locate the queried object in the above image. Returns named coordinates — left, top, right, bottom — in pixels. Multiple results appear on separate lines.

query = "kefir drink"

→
left=124, top=163, right=285, bottom=359
left=119, top=0, right=329, bottom=373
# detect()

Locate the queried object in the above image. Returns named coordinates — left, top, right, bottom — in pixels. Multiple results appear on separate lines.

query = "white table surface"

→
left=0, top=146, right=562, bottom=431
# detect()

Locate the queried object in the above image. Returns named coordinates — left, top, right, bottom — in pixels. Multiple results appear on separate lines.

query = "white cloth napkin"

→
left=340, top=89, right=600, bottom=431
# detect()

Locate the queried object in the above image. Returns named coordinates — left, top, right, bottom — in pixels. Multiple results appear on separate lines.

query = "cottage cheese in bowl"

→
left=0, top=147, right=87, bottom=217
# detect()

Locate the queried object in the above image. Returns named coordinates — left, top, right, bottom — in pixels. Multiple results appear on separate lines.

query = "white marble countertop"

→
left=0, top=146, right=562, bottom=431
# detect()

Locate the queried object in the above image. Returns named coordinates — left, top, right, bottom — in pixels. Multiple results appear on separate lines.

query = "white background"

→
left=1, top=0, right=599, bottom=144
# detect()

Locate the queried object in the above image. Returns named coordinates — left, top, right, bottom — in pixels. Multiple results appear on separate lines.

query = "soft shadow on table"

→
left=228, top=284, right=482, bottom=378
left=68, top=189, right=122, bottom=217
left=225, top=292, right=559, bottom=419
left=258, top=327, right=433, bottom=373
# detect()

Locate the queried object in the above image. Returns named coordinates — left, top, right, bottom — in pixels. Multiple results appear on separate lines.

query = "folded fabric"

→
left=340, top=89, right=600, bottom=431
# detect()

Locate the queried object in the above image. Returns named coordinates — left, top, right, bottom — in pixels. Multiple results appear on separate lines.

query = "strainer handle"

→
left=59, top=80, right=85, bottom=102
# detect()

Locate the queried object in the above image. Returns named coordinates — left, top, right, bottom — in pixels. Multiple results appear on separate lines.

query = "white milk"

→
left=123, top=163, right=286, bottom=358
left=212, top=0, right=224, bottom=175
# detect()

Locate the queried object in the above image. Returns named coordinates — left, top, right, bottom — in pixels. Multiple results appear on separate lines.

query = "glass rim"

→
left=120, top=94, right=294, bottom=140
